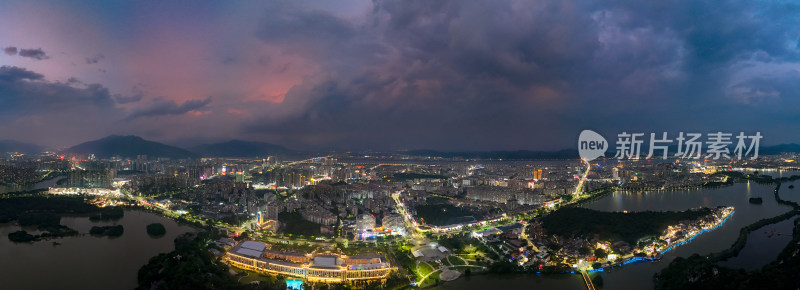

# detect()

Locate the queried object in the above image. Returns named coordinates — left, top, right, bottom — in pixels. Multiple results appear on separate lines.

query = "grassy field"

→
left=447, top=255, right=467, bottom=266
left=417, top=269, right=442, bottom=287
left=416, top=261, right=435, bottom=276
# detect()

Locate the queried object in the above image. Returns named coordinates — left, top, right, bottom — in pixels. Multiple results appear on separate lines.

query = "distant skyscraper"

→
left=533, top=169, right=544, bottom=180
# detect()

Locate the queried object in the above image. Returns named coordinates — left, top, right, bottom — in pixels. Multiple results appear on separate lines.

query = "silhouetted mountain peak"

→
left=64, top=135, right=196, bottom=159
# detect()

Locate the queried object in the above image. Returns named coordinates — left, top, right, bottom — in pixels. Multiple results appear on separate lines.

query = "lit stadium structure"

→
left=224, top=241, right=394, bottom=283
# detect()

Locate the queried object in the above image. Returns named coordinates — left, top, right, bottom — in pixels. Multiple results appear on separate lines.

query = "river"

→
left=437, top=180, right=797, bottom=290
left=0, top=210, right=195, bottom=290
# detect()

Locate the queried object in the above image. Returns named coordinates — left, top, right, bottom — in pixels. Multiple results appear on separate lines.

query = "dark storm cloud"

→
left=0, top=64, right=204, bottom=146
left=124, top=97, right=212, bottom=120
left=114, top=93, right=143, bottom=104
left=3, top=46, right=17, bottom=55
left=0, top=66, right=44, bottom=81
left=256, top=2, right=356, bottom=44
left=115, top=84, right=146, bottom=104
left=243, top=0, right=800, bottom=150
left=18, top=48, right=48, bottom=60
left=86, top=53, right=104, bottom=64
left=0, top=66, right=115, bottom=117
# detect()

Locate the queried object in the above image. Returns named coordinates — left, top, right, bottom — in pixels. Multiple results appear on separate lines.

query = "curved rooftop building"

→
left=224, top=241, right=394, bottom=283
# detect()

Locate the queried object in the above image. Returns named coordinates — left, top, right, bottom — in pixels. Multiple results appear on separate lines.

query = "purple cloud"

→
left=18, top=48, right=48, bottom=60
left=124, top=97, right=212, bottom=120
left=3, top=46, right=17, bottom=55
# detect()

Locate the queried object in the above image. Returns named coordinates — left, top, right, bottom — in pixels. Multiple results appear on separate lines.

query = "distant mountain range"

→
left=191, top=140, right=292, bottom=158
left=9, top=135, right=800, bottom=160
left=0, top=140, right=43, bottom=154
left=403, top=144, right=800, bottom=160
left=63, top=135, right=197, bottom=159
left=402, top=149, right=580, bottom=159
left=760, top=144, right=800, bottom=155
left=60, top=136, right=296, bottom=159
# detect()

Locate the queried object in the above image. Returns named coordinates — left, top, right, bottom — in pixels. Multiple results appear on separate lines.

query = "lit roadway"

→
left=391, top=190, right=426, bottom=243
left=286, top=156, right=332, bottom=166
left=581, top=270, right=596, bottom=290
left=519, top=221, right=540, bottom=252
left=573, top=159, right=592, bottom=196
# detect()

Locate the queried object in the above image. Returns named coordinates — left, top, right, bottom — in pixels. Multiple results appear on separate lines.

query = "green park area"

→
left=413, top=197, right=485, bottom=227
left=388, top=233, right=490, bottom=287
left=446, top=255, right=466, bottom=266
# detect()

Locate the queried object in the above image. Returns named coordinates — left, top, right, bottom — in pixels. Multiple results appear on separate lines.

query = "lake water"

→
left=0, top=210, right=195, bottom=290
left=0, top=176, right=66, bottom=194
left=437, top=181, right=797, bottom=290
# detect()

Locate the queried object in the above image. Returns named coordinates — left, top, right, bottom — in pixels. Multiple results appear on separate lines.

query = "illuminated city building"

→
left=356, top=214, right=376, bottom=232
left=225, top=241, right=394, bottom=283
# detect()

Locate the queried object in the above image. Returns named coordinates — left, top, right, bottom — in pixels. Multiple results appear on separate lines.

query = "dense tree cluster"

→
left=146, top=223, right=167, bottom=237
left=0, top=195, right=98, bottom=223
left=89, top=206, right=124, bottom=221
left=541, top=207, right=712, bottom=244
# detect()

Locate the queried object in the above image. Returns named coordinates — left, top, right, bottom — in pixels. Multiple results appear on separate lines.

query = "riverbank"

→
left=654, top=216, right=800, bottom=289
left=709, top=180, right=800, bottom=263
left=451, top=177, right=791, bottom=289
left=653, top=176, right=800, bottom=289
left=537, top=205, right=733, bottom=274
left=658, top=207, right=734, bottom=256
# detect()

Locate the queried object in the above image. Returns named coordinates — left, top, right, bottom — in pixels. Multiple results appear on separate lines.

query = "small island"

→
left=89, top=225, right=124, bottom=237
left=146, top=223, right=166, bottom=237
left=8, top=230, right=37, bottom=243
left=7, top=225, right=80, bottom=243
left=749, top=197, right=763, bottom=204
left=6, top=211, right=80, bottom=242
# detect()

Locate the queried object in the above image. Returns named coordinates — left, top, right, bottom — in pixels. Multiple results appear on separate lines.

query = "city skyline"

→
left=2, top=0, right=799, bottom=151
left=2, top=2, right=800, bottom=289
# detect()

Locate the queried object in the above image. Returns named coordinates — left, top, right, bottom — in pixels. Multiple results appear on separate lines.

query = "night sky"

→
left=1, top=1, right=799, bottom=151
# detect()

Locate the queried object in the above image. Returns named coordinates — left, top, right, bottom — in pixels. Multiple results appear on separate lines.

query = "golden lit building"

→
left=224, top=241, right=394, bottom=283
